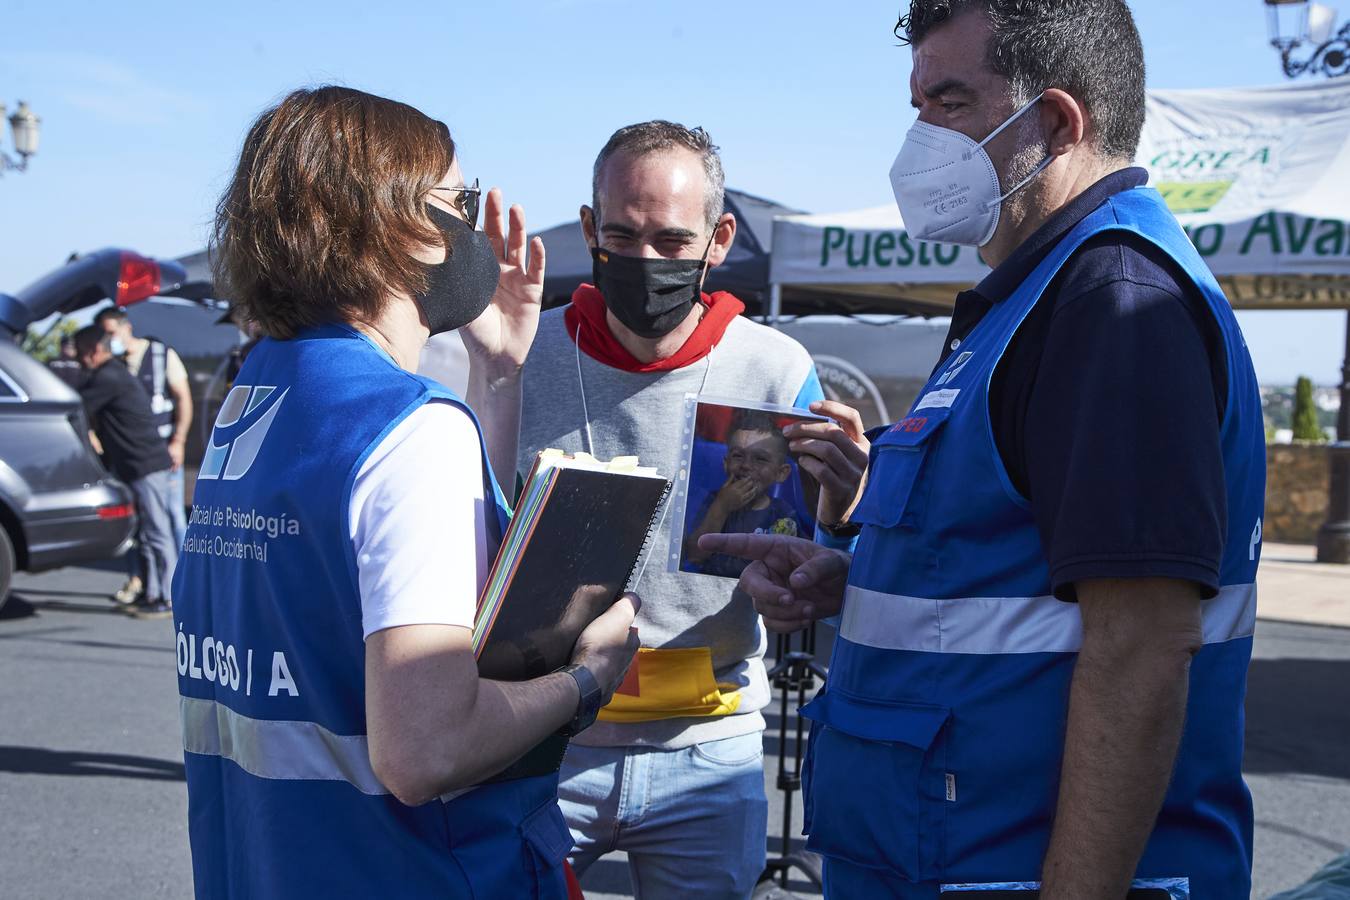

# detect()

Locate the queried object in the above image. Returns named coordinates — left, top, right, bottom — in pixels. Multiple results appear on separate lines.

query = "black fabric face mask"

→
left=590, top=236, right=714, bottom=339
left=417, top=204, right=500, bottom=336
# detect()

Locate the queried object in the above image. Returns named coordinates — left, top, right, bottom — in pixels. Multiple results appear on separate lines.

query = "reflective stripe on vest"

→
left=181, top=695, right=388, bottom=795
left=180, top=696, right=471, bottom=803
left=137, top=339, right=175, bottom=439
left=839, top=582, right=1256, bottom=654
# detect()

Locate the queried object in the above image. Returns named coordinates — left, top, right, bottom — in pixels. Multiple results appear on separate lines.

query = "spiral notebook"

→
left=473, top=450, right=671, bottom=682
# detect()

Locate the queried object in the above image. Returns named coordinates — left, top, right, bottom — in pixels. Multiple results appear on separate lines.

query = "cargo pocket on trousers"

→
left=849, top=408, right=951, bottom=530
left=800, top=690, right=950, bottom=882
left=520, top=801, right=573, bottom=899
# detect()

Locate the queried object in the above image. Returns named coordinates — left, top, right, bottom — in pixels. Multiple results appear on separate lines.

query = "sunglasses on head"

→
left=430, top=177, right=481, bottom=230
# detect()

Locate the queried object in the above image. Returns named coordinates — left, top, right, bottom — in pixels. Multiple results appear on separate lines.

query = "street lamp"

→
left=1, top=100, right=41, bottom=175
left=1264, top=0, right=1350, bottom=77
left=1265, top=2, right=1350, bottom=562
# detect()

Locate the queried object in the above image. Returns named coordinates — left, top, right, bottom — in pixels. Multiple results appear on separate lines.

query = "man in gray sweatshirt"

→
left=517, top=121, right=865, bottom=899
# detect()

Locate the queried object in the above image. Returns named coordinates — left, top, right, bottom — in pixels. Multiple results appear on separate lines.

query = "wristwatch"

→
left=818, top=518, right=862, bottom=539
left=558, top=663, right=603, bottom=737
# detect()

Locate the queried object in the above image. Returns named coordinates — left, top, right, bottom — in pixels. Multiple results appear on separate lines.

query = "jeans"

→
left=127, top=468, right=179, bottom=602
left=168, top=466, right=186, bottom=549
left=127, top=467, right=187, bottom=582
left=559, top=731, right=769, bottom=900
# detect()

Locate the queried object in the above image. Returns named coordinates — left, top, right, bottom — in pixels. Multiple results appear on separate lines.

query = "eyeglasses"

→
left=430, top=177, right=481, bottom=230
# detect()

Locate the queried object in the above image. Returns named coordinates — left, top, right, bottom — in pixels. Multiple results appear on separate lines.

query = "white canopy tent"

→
left=768, top=79, right=1350, bottom=318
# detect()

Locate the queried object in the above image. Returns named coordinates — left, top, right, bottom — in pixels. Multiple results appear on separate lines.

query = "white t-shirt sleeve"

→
left=349, top=401, right=490, bottom=640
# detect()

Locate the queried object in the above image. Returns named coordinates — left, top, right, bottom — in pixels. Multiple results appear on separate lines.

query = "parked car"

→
left=0, top=249, right=188, bottom=610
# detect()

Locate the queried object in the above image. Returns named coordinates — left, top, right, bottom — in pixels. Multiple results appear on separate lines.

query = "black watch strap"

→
left=558, top=663, right=603, bottom=737
left=818, top=518, right=863, bottom=539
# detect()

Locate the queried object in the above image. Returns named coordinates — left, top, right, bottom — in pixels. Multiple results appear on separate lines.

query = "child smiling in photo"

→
left=684, top=410, right=809, bottom=578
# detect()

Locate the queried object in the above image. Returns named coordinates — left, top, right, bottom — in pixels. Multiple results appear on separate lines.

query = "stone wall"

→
left=1266, top=443, right=1330, bottom=544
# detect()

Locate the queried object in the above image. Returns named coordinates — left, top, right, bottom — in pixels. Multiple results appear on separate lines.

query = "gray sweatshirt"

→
left=517, top=306, right=820, bottom=749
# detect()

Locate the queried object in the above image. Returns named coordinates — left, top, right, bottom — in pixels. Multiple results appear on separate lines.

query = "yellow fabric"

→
left=597, top=646, right=742, bottom=723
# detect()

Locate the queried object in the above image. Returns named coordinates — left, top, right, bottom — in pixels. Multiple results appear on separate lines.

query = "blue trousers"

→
left=560, top=732, right=769, bottom=899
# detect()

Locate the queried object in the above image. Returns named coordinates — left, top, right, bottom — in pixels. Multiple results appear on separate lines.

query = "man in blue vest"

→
left=703, top=3, right=1265, bottom=897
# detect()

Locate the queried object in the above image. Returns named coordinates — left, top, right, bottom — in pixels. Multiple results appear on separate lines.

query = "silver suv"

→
left=0, top=249, right=188, bottom=610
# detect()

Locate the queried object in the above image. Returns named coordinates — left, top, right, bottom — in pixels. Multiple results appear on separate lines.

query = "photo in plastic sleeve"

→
left=668, top=395, right=826, bottom=579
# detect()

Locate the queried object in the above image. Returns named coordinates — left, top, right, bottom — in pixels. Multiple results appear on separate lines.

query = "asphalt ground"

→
left=1, top=561, right=1347, bottom=899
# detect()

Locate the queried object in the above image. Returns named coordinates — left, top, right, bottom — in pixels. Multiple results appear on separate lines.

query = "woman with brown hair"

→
left=172, top=85, right=639, bottom=899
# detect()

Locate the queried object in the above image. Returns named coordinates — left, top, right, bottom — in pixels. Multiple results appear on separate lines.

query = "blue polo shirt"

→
left=937, top=166, right=1229, bottom=601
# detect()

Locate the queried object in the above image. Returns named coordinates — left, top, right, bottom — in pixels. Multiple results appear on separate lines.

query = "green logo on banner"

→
left=1156, top=180, right=1234, bottom=214
left=1146, top=141, right=1277, bottom=215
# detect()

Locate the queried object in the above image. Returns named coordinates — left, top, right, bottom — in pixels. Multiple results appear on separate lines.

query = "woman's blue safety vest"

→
left=802, top=188, right=1264, bottom=899
left=172, top=324, right=573, bottom=899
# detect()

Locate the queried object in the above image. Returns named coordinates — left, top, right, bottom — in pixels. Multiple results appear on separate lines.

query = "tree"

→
left=1291, top=375, right=1326, bottom=442
left=21, top=319, right=79, bottom=364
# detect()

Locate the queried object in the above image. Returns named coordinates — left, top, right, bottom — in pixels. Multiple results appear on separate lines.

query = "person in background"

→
left=175, top=85, right=638, bottom=899
left=96, top=306, right=193, bottom=545
left=47, top=335, right=85, bottom=389
left=703, top=2, right=1266, bottom=897
left=96, top=306, right=193, bottom=606
left=517, top=119, right=865, bottom=899
left=220, top=310, right=264, bottom=388
left=73, top=326, right=177, bottom=618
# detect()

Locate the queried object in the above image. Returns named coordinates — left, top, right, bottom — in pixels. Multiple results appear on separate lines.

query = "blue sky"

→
left=2, top=0, right=1345, bottom=384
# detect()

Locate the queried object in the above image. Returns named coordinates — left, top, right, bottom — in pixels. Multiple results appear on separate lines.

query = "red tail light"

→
left=97, top=503, right=135, bottom=520
left=115, top=252, right=162, bottom=305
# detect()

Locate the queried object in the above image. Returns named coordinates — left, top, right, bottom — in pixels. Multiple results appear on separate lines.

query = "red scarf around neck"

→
left=563, top=284, right=745, bottom=373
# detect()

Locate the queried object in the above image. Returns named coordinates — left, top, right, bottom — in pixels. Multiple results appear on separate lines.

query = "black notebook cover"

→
left=476, top=466, right=669, bottom=682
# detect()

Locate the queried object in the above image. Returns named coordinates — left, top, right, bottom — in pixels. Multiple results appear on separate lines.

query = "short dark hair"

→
left=728, top=410, right=790, bottom=462
left=73, top=325, right=111, bottom=357
left=592, top=120, right=726, bottom=232
left=896, top=0, right=1145, bottom=159
left=94, top=305, right=127, bottom=327
left=212, top=85, right=455, bottom=340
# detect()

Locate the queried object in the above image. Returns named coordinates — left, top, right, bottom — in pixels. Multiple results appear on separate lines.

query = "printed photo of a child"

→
left=675, top=402, right=821, bottom=579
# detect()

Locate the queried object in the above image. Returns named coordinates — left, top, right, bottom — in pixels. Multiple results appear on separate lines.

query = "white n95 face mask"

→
left=889, top=93, right=1052, bottom=247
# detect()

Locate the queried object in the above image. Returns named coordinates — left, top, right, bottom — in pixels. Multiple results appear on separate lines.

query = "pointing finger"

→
left=697, top=531, right=779, bottom=561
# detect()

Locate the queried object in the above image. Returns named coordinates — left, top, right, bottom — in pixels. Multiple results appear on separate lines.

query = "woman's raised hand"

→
left=460, top=187, right=546, bottom=373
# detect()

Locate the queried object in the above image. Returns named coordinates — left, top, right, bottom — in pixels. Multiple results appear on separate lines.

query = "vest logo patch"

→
left=935, top=351, right=974, bottom=386
left=199, top=384, right=289, bottom=481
